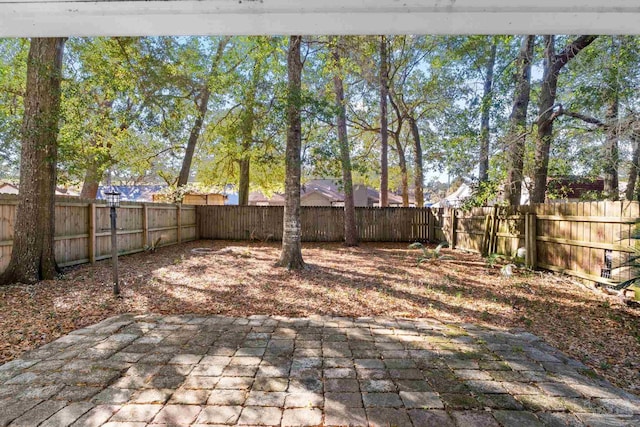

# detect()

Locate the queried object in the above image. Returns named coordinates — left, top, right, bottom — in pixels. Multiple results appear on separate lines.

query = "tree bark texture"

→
left=531, top=35, right=597, bottom=203
left=478, top=38, right=497, bottom=183
left=332, top=37, right=358, bottom=246
left=388, top=91, right=408, bottom=207
left=603, top=37, right=620, bottom=200
left=393, top=131, right=409, bottom=207
left=276, top=36, right=306, bottom=270
left=80, top=159, right=103, bottom=199
left=0, top=37, right=65, bottom=285
left=409, top=117, right=424, bottom=207
left=177, top=88, right=210, bottom=187
left=504, top=35, right=535, bottom=206
left=603, top=94, right=619, bottom=200
left=379, top=36, right=389, bottom=208
left=238, top=57, right=261, bottom=206
left=626, top=127, right=640, bottom=201
left=177, top=37, right=229, bottom=188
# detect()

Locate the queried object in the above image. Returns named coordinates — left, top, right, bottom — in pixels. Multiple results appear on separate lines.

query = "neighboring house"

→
left=0, top=182, right=19, bottom=194
left=247, top=179, right=416, bottom=207
left=97, top=185, right=166, bottom=202
left=248, top=191, right=286, bottom=206
left=1, top=182, right=80, bottom=196
left=362, top=186, right=414, bottom=207
left=301, top=184, right=344, bottom=207
left=431, top=183, right=472, bottom=208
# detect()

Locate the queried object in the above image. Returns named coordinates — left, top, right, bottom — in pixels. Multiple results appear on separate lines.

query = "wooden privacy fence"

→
left=0, top=194, right=197, bottom=273
left=446, top=201, right=639, bottom=286
left=1, top=195, right=637, bottom=287
left=198, top=206, right=433, bottom=242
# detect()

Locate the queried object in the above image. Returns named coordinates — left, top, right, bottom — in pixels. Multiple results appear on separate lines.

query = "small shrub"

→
left=408, top=242, right=451, bottom=265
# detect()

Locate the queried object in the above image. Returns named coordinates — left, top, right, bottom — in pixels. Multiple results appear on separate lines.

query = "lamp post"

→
left=105, top=191, right=121, bottom=296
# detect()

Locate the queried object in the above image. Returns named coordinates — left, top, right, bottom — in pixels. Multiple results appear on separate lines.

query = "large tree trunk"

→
left=177, top=89, right=210, bottom=187
left=603, top=37, right=620, bottom=200
left=504, top=35, right=535, bottom=206
left=177, top=37, right=228, bottom=188
left=531, top=35, right=597, bottom=203
left=379, top=36, right=389, bottom=208
left=627, top=132, right=640, bottom=201
left=238, top=57, right=261, bottom=206
left=276, top=36, right=306, bottom=270
left=409, top=117, right=424, bottom=207
left=80, top=160, right=103, bottom=199
left=392, top=132, right=409, bottom=207
left=332, top=37, right=358, bottom=246
left=531, top=36, right=559, bottom=204
left=603, top=95, right=619, bottom=200
left=238, top=158, right=250, bottom=206
left=0, top=38, right=65, bottom=285
left=388, top=91, right=408, bottom=207
left=398, top=146, right=409, bottom=207
left=479, top=38, right=497, bottom=183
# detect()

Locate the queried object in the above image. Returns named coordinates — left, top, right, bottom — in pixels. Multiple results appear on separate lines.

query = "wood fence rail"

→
left=197, top=206, right=433, bottom=243
left=0, top=194, right=197, bottom=273
left=1, top=196, right=637, bottom=287
left=198, top=202, right=639, bottom=287
left=447, top=201, right=639, bottom=287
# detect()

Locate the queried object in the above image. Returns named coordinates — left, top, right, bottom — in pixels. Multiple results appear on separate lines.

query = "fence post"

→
left=491, top=205, right=500, bottom=254
left=142, top=204, right=148, bottom=248
left=525, top=212, right=537, bottom=269
left=88, top=202, right=96, bottom=263
left=481, top=213, right=491, bottom=257
left=450, top=209, right=457, bottom=249
left=177, top=204, right=182, bottom=244
left=428, top=209, right=435, bottom=243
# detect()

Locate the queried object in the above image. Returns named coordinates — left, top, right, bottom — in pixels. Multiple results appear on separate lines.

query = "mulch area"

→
left=0, top=240, right=638, bottom=395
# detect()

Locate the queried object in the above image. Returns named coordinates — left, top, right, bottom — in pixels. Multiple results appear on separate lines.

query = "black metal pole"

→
left=110, top=206, right=120, bottom=296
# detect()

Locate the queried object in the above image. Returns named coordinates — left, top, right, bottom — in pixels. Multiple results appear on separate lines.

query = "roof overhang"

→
left=0, top=0, right=639, bottom=38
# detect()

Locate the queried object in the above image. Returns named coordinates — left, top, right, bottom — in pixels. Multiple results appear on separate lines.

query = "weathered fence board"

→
left=0, top=194, right=196, bottom=272
left=1, top=194, right=637, bottom=288
left=448, top=201, right=637, bottom=286
left=197, top=206, right=434, bottom=243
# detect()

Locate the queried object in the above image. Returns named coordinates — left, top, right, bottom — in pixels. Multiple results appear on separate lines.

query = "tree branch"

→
left=553, top=35, right=598, bottom=72
left=559, top=109, right=605, bottom=127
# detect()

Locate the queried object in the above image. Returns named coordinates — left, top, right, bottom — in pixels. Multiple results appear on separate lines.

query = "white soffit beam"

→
left=0, top=0, right=639, bottom=38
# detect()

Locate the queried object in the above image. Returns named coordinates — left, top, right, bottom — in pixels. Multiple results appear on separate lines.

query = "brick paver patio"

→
left=0, top=314, right=638, bottom=426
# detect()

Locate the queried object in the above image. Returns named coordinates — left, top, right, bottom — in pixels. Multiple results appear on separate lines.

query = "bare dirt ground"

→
left=1, top=240, right=638, bottom=395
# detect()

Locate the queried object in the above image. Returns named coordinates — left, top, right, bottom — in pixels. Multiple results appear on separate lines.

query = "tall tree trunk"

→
left=479, top=38, right=497, bottom=183
left=276, top=36, right=306, bottom=270
left=409, top=117, right=424, bottom=207
left=177, top=37, right=229, bottom=188
left=80, top=160, right=103, bottom=199
left=332, top=37, right=358, bottom=246
left=531, top=35, right=597, bottom=203
left=627, top=131, right=640, bottom=201
left=396, top=138, right=409, bottom=207
left=505, top=35, right=535, bottom=206
left=379, top=36, right=389, bottom=208
left=0, top=38, right=65, bottom=285
left=388, top=91, right=408, bottom=207
left=603, top=36, right=620, bottom=200
left=603, top=95, right=619, bottom=200
left=532, top=36, right=558, bottom=204
left=177, top=89, right=210, bottom=187
left=238, top=158, right=250, bottom=206
left=238, top=58, right=261, bottom=206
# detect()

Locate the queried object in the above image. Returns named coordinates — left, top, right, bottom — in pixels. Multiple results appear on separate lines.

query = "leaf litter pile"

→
left=1, top=240, right=639, bottom=395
